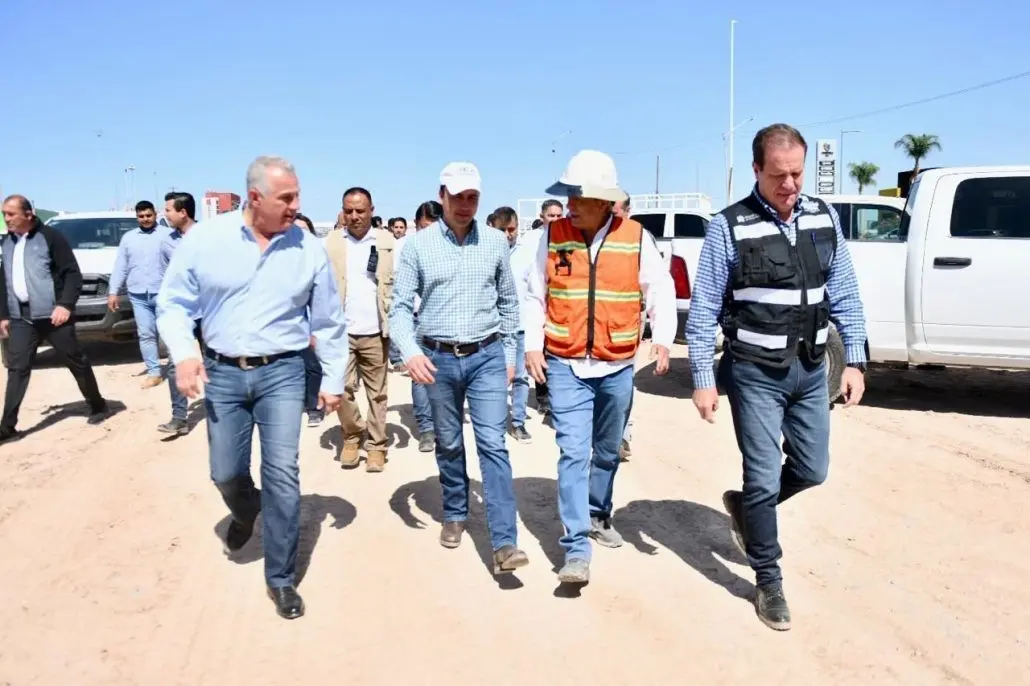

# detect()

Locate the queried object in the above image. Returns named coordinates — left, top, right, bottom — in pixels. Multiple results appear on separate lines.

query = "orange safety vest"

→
left=544, top=216, right=643, bottom=361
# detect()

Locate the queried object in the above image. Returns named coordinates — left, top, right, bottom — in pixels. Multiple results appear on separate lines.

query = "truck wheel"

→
left=825, top=326, right=845, bottom=403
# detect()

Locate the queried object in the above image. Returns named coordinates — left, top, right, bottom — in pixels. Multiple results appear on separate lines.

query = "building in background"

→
left=202, top=191, right=241, bottom=219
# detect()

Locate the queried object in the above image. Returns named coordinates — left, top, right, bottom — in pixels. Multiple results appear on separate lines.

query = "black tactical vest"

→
left=720, top=193, right=837, bottom=368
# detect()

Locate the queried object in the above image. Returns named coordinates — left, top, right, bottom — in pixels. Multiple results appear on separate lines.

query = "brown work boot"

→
left=340, top=442, right=361, bottom=469
left=366, top=449, right=386, bottom=473
left=439, top=521, right=466, bottom=549
left=492, top=545, right=529, bottom=575
left=141, top=375, right=163, bottom=389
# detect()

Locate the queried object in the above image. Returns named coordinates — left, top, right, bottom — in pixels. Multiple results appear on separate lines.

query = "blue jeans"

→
left=423, top=338, right=518, bottom=551
left=547, top=357, right=633, bottom=562
left=204, top=352, right=305, bottom=588
left=168, top=322, right=203, bottom=421
left=128, top=292, right=161, bottom=376
left=509, top=332, right=529, bottom=427
left=302, top=347, right=322, bottom=413
left=411, top=380, right=434, bottom=434
left=719, top=353, right=830, bottom=587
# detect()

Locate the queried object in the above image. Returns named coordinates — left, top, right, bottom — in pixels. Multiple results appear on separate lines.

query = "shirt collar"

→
left=751, top=184, right=804, bottom=224
left=344, top=227, right=377, bottom=244
left=438, top=218, right=479, bottom=244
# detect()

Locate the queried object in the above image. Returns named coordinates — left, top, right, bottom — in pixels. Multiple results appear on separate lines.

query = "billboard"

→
left=815, top=139, right=837, bottom=195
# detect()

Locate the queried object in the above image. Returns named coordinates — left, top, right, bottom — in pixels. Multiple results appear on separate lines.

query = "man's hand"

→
left=51, top=305, right=71, bottom=327
left=506, top=365, right=515, bottom=386
left=840, top=366, right=866, bottom=407
left=106, top=295, right=119, bottom=312
left=175, top=358, right=208, bottom=399
left=317, top=392, right=342, bottom=413
left=651, top=344, right=670, bottom=375
left=309, top=336, right=316, bottom=349
left=692, top=387, right=719, bottom=423
left=406, top=354, right=437, bottom=384
left=0, top=320, right=9, bottom=338
left=526, top=351, right=548, bottom=384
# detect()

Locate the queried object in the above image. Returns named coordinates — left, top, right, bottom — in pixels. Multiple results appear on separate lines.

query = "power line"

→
left=614, top=68, right=1030, bottom=157
left=798, top=69, right=1030, bottom=128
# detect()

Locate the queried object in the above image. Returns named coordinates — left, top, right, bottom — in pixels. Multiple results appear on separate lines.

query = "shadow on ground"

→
left=213, top=493, right=356, bottom=585
left=389, top=475, right=527, bottom=590
left=857, top=366, right=1030, bottom=418
left=633, top=357, right=699, bottom=400
left=17, top=398, right=127, bottom=438
left=614, top=498, right=754, bottom=601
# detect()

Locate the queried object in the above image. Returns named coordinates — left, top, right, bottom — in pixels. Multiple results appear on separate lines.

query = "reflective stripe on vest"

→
left=543, top=217, right=643, bottom=360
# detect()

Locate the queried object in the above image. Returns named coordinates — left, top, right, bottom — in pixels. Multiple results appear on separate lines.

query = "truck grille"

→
left=81, top=276, right=109, bottom=297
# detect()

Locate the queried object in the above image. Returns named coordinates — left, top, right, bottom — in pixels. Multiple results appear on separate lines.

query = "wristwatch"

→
left=846, top=361, right=867, bottom=373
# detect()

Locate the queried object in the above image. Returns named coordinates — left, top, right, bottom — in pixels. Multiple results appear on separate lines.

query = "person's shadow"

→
left=17, top=398, right=127, bottom=438
left=511, top=476, right=588, bottom=598
left=389, top=475, right=524, bottom=590
left=213, top=493, right=356, bottom=585
left=614, top=499, right=754, bottom=601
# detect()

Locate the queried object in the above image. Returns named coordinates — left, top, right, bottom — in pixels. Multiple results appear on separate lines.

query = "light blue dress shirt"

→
left=156, top=210, right=349, bottom=395
left=110, top=226, right=167, bottom=295
left=389, top=219, right=519, bottom=366
left=158, top=228, right=183, bottom=277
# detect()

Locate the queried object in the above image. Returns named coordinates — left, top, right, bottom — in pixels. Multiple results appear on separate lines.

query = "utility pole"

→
left=727, top=19, right=737, bottom=204
left=655, top=154, right=660, bottom=195
left=124, top=166, right=136, bottom=208
left=839, top=129, right=861, bottom=193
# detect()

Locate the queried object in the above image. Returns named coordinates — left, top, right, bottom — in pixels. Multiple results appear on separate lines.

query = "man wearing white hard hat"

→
left=525, top=150, right=676, bottom=584
left=389, top=161, right=530, bottom=576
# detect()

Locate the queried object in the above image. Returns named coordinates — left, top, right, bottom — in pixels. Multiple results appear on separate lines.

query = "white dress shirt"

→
left=342, top=229, right=381, bottom=336
left=508, top=229, right=543, bottom=333
left=524, top=215, right=676, bottom=379
left=12, top=236, right=29, bottom=303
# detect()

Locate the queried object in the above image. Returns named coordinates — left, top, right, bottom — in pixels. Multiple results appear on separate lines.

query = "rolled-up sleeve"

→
left=523, top=227, right=550, bottom=353
left=156, top=235, right=203, bottom=364
left=308, top=251, right=348, bottom=395
left=389, top=239, right=422, bottom=362
left=825, top=204, right=868, bottom=364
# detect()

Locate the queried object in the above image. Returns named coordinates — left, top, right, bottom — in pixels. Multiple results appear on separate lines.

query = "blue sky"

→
left=3, top=0, right=1029, bottom=222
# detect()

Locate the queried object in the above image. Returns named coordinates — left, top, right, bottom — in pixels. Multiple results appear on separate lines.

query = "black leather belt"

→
left=422, top=332, right=499, bottom=358
left=203, top=346, right=301, bottom=370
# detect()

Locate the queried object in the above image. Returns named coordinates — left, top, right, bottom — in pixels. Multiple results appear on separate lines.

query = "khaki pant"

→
left=337, top=334, right=389, bottom=451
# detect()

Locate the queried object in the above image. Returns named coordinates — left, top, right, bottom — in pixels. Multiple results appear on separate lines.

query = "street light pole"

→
left=839, top=129, right=860, bottom=193
left=124, top=166, right=136, bottom=208
left=727, top=19, right=737, bottom=203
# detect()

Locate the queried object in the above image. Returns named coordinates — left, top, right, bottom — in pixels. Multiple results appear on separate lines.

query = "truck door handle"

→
left=933, top=257, right=972, bottom=268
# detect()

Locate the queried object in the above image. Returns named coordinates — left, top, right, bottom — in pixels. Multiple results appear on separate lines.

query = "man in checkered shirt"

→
left=389, top=161, right=530, bottom=577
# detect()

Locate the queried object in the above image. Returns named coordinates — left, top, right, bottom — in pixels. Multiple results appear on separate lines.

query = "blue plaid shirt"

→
left=685, top=185, right=867, bottom=388
left=389, top=219, right=519, bottom=366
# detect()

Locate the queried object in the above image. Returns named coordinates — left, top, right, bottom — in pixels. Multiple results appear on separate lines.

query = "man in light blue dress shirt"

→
left=108, top=200, right=167, bottom=387
left=390, top=162, right=529, bottom=577
left=156, top=156, right=348, bottom=620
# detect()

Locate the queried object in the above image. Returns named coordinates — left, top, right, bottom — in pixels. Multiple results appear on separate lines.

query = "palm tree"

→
left=894, top=133, right=942, bottom=177
left=848, top=162, right=879, bottom=194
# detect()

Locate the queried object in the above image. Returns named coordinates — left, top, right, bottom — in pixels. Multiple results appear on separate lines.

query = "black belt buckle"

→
left=452, top=342, right=473, bottom=358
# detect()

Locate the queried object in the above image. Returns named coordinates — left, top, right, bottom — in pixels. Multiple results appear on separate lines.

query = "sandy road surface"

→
left=0, top=342, right=1028, bottom=685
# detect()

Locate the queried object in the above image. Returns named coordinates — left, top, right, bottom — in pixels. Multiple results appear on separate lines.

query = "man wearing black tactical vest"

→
left=685, top=123, right=868, bottom=632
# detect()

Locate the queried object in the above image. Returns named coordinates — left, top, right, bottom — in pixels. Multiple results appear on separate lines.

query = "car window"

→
left=950, top=176, right=1030, bottom=238
left=632, top=213, right=666, bottom=241
left=673, top=213, right=708, bottom=238
left=47, top=217, right=138, bottom=249
left=851, top=204, right=903, bottom=242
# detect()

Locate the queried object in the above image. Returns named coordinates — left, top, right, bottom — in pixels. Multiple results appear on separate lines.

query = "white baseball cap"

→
left=440, top=161, right=481, bottom=194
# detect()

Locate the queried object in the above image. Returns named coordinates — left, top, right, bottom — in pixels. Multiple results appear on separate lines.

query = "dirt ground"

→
left=0, top=341, right=1028, bottom=685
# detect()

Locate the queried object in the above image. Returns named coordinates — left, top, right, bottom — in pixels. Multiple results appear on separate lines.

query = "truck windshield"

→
left=46, top=217, right=139, bottom=249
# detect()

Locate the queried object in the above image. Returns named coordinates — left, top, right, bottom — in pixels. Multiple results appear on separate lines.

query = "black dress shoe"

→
left=223, top=518, right=256, bottom=553
left=267, top=585, right=305, bottom=619
left=87, top=402, right=112, bottom=425
left=0, top=426, right=21, bottom=443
